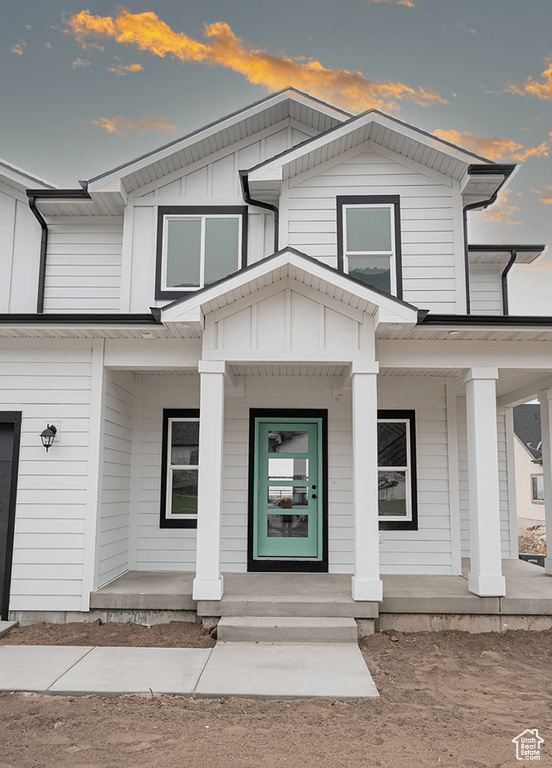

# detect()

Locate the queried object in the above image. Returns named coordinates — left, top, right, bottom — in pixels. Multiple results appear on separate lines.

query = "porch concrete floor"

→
left=89, top=559, right=552, bottom=617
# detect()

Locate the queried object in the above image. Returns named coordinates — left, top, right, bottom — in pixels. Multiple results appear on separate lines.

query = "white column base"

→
left=351, top=577, right=383, bottom=602
left=544, top=558, right=552, bottom=576
left=468, top=572, right=506, bottom=597
left=192, top=575, right=224, bottom=601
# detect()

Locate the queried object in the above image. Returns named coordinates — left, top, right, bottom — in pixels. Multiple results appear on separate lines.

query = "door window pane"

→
left=378, top=470, right=407, bottom=517
left=171, top=469, right=198, bottom=515
left=268, top=486, right=309, bottom=509
left=377, top=422, right=407, bottom=467
left=268, top=430, right=308, bottom=453
left=166, top=219, right=201, bottom=288
left=267, top=514, right=308, bottom=538
left=346, top=207, right=392, bottom=252
left=268, top=458, right=308, bottom=481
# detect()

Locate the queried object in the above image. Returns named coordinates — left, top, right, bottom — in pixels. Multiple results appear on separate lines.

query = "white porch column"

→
left=537, top=390, right=552, bottom=575
left=351, top=362, right=383, bottom=601
left=192, top=360, right=226, bottom=601
left=464, top=367, right=506, bottom=597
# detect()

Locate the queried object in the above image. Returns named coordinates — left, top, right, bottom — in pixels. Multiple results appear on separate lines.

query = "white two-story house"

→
left=1, top=88, right=551, bottom=625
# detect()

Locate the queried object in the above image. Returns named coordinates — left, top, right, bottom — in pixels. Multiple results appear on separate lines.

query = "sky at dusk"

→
left=2, top=0, right=552, bottom=314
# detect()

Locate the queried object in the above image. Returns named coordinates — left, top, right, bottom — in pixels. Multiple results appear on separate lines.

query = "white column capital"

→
left=463, top=367, right=499, bottom=384
left=351, top=361, right=379, bottom=376
left=198, top=360, right=226, bottom=375
left=538, top=389, right=552, bottom=404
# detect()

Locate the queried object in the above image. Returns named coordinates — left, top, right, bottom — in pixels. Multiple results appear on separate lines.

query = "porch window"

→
left=160, top=409, right=200, bottom=528
left=531, top=474, right=544, bottom=503
left=377, top=410, right=418, bottom=530
left=337, top=195, right=402, bottom=298
left=156, top=206, right=247, bottom=300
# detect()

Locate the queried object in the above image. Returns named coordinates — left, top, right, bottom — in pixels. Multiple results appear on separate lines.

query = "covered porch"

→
left=89, top=559, right=552, bottom=632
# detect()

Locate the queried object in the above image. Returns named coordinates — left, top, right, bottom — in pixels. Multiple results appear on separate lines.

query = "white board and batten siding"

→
left=43, top=218, right=123, bottom=313
left=95, top=370, right=134, bottom=587
left=127, top=124, right=311, bottom=312
left=0, top=190, right=42, bottom=314
left=457, top=400, right=512, bottom=558
left=5, top=341, right=96, bottom=612
left=285, top=150, right=463, bottom=313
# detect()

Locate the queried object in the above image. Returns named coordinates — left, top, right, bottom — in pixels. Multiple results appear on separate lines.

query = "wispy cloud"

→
left=72, top=57, right=91, bottom=69
left=90, top=115, right=176, bottom=137
left=10, top=41, right=26, bottom=55
left=45, top=42, right=53, bottom=50
left=65, top=9, right=447, bottom=112
left=480, top=189, right=522, bottom=227
left=358, top=0, right=415, bottom=7
left=506, top=54, right=552, bottom=101
left=535, top=185, right=552, bottom=205
left=433, top=128, right=548, bottom=162
left=108, top=62, right=143, bottom=75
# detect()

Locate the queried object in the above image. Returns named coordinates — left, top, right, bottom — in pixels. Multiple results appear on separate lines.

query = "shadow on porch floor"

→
left=90, top=559, right=552, bottom=619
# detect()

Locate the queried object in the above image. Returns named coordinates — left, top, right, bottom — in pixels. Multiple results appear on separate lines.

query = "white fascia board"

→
left=161, top=249, right=419, bottom=324
left=248, top=112, right=480, bottom=184
left=0, top=159, right=57, bottom=193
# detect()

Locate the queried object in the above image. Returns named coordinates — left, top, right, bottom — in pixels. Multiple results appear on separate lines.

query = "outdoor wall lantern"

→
left=40, top=424, right=57, bottom=453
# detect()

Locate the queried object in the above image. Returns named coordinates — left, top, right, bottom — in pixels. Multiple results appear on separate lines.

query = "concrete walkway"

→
left=0, top=642, right=378, bottom=700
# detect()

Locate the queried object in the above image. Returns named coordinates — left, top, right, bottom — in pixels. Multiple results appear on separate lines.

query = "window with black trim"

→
left=377, top=410, right=417, bottom=530
left=156, top=206, right=247, bottom=300
left=160, top=409, right=200, bottom=529
left=337, top=196, right=402, bottom=298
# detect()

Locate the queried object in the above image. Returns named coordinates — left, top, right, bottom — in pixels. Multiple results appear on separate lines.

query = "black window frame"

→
left=377, top=409, right=418, bottom=531
left=155, top=206, right=248, bottom=300
left=160, top=408, right=200, bottom=529
left=336, top=195, right=403, bottom=299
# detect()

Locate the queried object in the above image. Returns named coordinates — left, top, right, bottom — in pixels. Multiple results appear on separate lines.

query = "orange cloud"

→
left=65, top=9, right=446, bottom=112
left=480, top=189, right=522, bottom=227
left=360, top=0, right=415, bottom=6
left=10, top=41, right=25, bottom=55
left=536, top=185, right=552, bottom=205
left=72, top=57, right=91, bottom=68
left=506, top=55, right=552, bottom=101
left=433, top=128, right=548, bottom=162
left=90, top=115, right=176, bottom=137
left=108, top=62, right=143, bottom=75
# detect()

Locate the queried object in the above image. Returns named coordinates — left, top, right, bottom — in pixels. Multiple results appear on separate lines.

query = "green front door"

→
left=253, top=417, right=323, bottom=561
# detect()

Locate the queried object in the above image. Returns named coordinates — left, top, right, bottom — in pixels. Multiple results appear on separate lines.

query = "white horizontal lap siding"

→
left=44, top=219, right=123, bottom=312
left=6, top=343, right=95, bottom=611
left=286, top=151, right=458, bottom=311
left=96, top=370, right=134, bottom=586
left=134, top=374, right=200, bottom=571
left=469, top=264, right=503, bottom=315
left=379, top=380, right=453, bottom=574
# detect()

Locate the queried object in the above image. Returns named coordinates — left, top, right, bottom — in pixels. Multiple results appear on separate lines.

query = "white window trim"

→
left=165, top=416, right=200, bottom=521
left=161, top=213, right=242, bottom=292
left=531, top=473, right=545, bottom=504
left=343, top=203, right=397, bottom=295
left=377, top=417, right=412, bottom=522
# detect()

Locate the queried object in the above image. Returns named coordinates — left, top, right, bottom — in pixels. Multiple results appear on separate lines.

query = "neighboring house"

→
left=1, top=87, right=552, bottom=623
left=513, top=403, right=544, bottom=526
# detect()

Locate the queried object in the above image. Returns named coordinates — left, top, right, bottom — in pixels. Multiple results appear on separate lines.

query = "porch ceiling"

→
left=230, top=363, right=348, bottom=377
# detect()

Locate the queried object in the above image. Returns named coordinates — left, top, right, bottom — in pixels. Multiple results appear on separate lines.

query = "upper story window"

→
left=337, top=195, right=402, bottom=298
left=156, top=206, right=247, bottom=300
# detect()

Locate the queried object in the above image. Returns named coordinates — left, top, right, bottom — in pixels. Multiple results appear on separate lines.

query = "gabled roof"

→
left=246, top=109, right=515, bottom=206
left=160, top=247, right=419, bottom=327
left=0, top=159, right=56, bottom=200
left=513, top=404, right=542, bottom=462
left=87, top=89, right=350, bottom=196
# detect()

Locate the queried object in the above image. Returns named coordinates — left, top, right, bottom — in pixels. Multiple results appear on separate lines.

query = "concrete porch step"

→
left=217, top=616, right=358, bottom=643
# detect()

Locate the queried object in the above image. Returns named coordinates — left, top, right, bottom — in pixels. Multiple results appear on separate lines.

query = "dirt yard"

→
left=0, top=622, right=551, bottom=768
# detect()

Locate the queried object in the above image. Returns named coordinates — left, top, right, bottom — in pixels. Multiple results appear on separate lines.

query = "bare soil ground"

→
left=1, top=622, right=551, bottom=767
left=519, top=524, right=547, bottom=555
